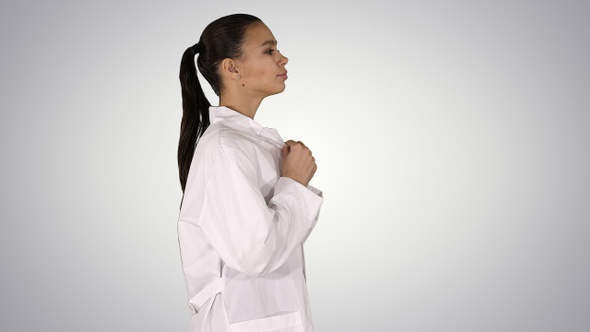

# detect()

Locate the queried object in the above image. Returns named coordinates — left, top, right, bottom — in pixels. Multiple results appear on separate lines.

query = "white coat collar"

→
left=209, top=106, right=284, bottom=146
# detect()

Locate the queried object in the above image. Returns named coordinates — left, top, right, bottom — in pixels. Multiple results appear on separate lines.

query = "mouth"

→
left=277, top=71, right=288, bottom=79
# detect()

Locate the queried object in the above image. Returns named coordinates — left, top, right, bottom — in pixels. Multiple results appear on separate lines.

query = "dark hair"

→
left=178, top=14, right=262, bottom=192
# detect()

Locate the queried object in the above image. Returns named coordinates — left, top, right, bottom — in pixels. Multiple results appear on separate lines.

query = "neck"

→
left=219, top=92, right=264, bottom=119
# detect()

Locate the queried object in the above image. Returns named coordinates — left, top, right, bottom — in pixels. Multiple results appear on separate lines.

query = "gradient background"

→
left=1, top=0, right=589, bottom=331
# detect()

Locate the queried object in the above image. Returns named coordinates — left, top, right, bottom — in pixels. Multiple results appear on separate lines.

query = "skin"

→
left=218, top=22, right=317, bottom=187
left=219, top=22, right=289, bottom=118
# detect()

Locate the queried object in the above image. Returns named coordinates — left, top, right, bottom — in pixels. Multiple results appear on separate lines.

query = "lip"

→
left=277, top=71, right=288, bottom=79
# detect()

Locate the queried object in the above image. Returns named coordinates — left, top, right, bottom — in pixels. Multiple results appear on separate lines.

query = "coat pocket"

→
left=229, top=311, right=304, bottom=332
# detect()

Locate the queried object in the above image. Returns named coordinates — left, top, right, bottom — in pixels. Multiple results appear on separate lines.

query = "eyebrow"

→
left=260, top=40, right=277, bottom=47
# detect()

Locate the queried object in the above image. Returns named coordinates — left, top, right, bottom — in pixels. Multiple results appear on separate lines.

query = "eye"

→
left=266, top=48, right=275, bottom=55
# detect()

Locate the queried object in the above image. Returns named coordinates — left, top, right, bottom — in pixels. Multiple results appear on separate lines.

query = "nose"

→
left=279, top=52, right=288, bottom=66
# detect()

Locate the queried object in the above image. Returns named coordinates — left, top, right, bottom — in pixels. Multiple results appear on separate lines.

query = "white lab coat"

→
left=178, top=106, right=323, bottom=332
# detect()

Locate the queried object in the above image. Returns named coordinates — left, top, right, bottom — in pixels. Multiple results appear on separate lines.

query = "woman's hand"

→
left=281, top=140, right=317, bottom=187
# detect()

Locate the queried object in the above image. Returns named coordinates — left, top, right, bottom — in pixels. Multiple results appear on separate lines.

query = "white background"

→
left=1, top=0, right=589, bottom=331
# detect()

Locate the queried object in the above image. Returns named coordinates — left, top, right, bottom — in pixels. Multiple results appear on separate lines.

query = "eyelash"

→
left=266, top=48, right=278, bottom=55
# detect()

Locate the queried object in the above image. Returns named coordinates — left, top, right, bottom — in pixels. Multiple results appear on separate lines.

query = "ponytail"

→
left=178, top=43, right=211, bottom=192
left=177, top=14, right=262, bottom=192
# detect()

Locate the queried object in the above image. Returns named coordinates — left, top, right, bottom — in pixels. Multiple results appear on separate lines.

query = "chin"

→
left=266, top=86, right=286, bottom=97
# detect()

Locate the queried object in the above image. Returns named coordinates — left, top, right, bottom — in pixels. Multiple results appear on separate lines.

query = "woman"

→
left=177, top=14, right=323, bottom=332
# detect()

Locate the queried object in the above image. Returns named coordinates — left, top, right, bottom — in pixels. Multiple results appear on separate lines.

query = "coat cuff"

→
left=276, top=177, right=323, bottom=221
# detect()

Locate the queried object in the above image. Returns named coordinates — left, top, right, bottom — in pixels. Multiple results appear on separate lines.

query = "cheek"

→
left=243, top=59, right=274, bottom=81
left=248, top=65, right=270, bottom=80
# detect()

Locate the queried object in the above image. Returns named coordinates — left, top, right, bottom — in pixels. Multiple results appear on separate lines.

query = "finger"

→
left=284, top=140, right=297, bottom=147
left=296, top=140, right=307, bottom=148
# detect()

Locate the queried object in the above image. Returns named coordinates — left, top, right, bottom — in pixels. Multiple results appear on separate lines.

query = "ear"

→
left=220, top=58, right=240, bottom=80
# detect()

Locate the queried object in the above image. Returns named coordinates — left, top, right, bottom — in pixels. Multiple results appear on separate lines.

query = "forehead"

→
left=243, top=22, right=277, bottom=48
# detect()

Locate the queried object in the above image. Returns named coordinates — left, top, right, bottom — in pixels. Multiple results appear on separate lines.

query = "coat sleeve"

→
left=197, top=146, right=323, bottom=278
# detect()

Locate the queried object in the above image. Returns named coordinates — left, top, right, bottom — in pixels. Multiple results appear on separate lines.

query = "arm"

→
left=197, top=145, right=322, bottom=278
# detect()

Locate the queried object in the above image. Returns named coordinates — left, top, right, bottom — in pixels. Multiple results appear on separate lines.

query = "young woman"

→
left=177, top=14, right=323, bottom=332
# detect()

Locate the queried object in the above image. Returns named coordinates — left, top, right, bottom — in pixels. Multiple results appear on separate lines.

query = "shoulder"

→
left=196, top=122, right=255, bottom=167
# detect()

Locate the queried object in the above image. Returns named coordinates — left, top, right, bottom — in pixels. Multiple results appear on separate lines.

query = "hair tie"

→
left=191, top=42, right=200, bottom=54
